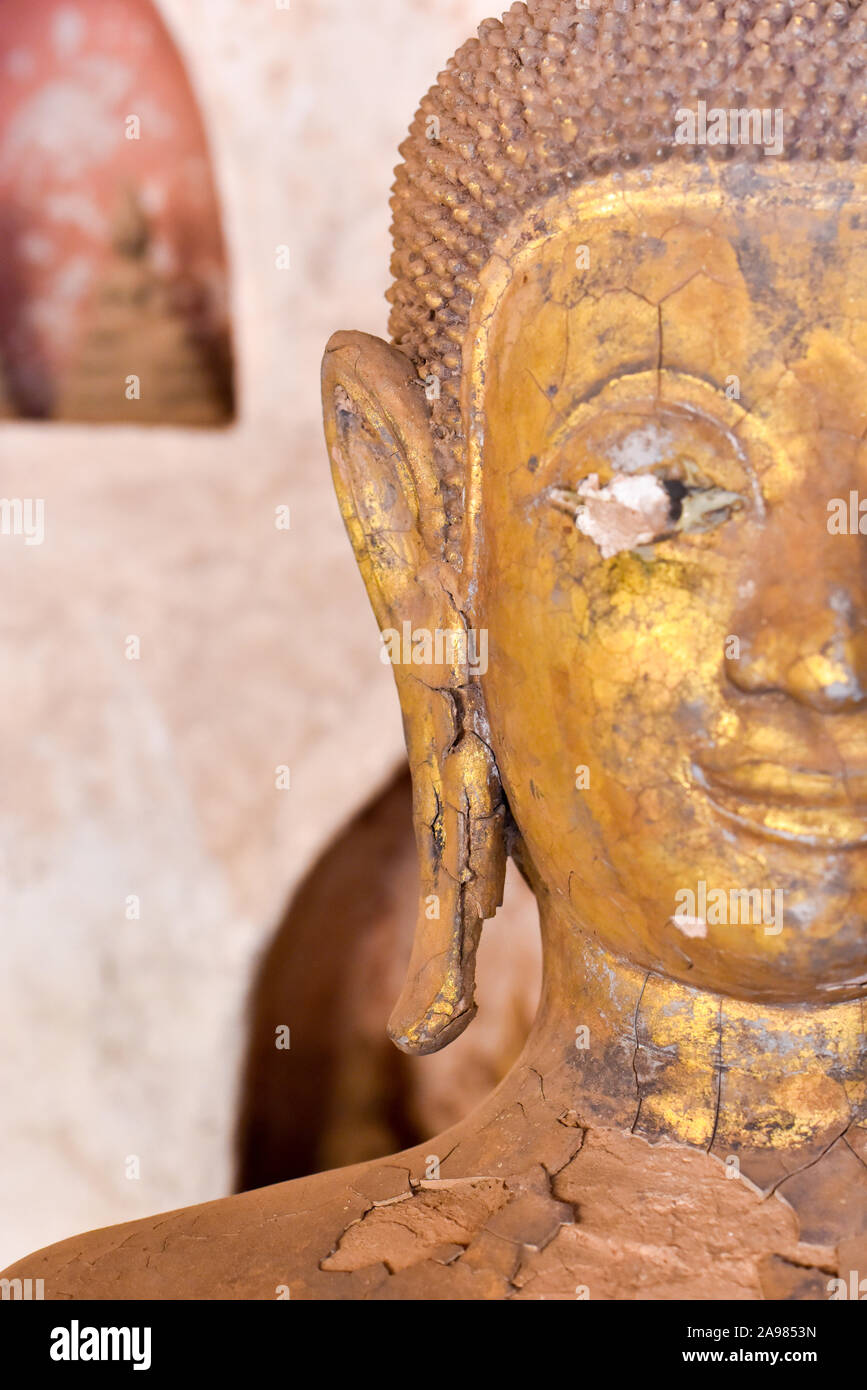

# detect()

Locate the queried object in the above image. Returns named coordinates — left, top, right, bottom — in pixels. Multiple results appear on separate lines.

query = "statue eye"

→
left=542, top=399, right=751, bottom=559
left=657, top=466, right=745, bottom=534
left=548, top=460, right=744, bottom=560
left=660, top=477, right=688, bottom=520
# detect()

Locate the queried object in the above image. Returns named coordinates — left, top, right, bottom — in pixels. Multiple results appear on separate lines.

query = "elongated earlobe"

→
left=322, top=330, right=507, bottom=1054
left=388, top=684, right=507, bottom=1054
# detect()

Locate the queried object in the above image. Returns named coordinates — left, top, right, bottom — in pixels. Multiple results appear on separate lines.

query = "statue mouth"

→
left=693, top=760, right=867, bottom=848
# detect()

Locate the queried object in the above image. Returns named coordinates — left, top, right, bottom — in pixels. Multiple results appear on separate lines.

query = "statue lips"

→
left=693, top=759, right=867, bottom=849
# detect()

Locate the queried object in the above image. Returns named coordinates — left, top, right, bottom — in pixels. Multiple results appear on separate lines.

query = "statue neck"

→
left=523, top=892, right=866, bottom=1181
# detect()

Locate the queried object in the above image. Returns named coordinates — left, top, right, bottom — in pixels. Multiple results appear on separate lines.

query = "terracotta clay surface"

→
left=236, top=769, right=541, bottom=1190
left=4, top=1059, right=855, bottom=1301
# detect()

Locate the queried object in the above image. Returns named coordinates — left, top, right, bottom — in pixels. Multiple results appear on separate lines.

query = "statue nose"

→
left=727, top=585, right=867, bottom=713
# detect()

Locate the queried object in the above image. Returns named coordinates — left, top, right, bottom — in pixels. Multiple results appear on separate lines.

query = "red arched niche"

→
left=0, top=0, right=233, bottom=423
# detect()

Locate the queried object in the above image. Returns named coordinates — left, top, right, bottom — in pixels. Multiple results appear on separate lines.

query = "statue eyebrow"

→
left=541, top=371, right=662, bottom=451
left=536, top=369, right=700, bottom=455
left=528, top=379, right=710, bottom=471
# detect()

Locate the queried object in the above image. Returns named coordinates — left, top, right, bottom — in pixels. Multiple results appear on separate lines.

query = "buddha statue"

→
left=5, top=0, right=867, bottom=1300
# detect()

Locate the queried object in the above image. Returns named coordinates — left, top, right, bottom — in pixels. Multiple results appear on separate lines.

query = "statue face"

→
left=476, top=164, right=867, bottom=1004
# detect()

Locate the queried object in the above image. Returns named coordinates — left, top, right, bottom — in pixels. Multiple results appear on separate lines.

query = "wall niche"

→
left=0, top=0, right=234, bottom=424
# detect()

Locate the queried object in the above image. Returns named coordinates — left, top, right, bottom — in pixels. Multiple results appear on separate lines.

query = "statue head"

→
left=322, top=0, right=867, bottom=1054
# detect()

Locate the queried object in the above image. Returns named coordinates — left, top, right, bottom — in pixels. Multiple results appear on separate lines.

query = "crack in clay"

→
left=707, top=1001, right=725, bottom=1154
left=630, top=972, right=652, bottom=1132
left=765, top=1122, right=854, bottom=1200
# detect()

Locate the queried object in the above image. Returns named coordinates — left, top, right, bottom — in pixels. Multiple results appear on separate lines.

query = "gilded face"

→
left=475, top=163, right=867, bottom=1004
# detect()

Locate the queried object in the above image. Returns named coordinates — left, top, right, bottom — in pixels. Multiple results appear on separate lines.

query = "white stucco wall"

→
left=0, top=0, right=492, bottom=1267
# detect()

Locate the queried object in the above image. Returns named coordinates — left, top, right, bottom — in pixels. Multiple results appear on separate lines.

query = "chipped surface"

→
left=564, top=472, right=672, bottom=559
left=2, top=1056, right=854, bottom=1300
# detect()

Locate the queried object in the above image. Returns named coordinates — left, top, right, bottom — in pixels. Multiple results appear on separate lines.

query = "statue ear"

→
left=322, top=331, right=507, bottom=1055
left=321, top=330, right=452, bottom=641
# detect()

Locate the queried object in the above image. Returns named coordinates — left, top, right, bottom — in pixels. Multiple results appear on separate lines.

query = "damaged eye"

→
left=549, top=466, right=743, bottom=560
left=661, top=477, right=688, bottom=521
